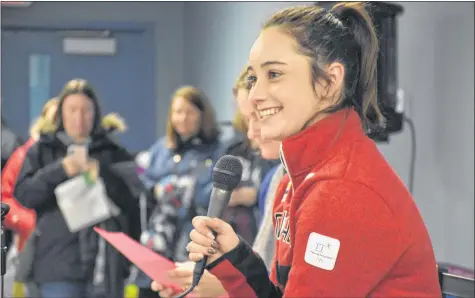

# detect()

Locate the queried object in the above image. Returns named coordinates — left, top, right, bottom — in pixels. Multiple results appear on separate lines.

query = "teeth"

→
left=259, top=108, right=281, bottom=118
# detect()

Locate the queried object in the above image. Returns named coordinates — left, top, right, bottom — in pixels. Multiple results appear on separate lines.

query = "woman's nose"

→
left=177, top=114, right=187, bottom=122
left=248, top=80, right=267, bottom=107
left=247, top=116, right=261, bottom=140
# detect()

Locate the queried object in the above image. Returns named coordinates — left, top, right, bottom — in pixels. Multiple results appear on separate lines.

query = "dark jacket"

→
left=1, top=122, right=23, bottom=171
left=13, top=114, right=140, bottom=292
left=221, top=130, right=278, bottom=244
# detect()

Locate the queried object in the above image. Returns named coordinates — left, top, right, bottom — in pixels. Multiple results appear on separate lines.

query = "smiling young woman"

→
left=177, top=2, right=441, bottom=297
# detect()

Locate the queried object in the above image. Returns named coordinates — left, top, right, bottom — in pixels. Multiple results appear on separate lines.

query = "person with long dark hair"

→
left=159, top=2, right=441, bottom=297
left=14, top=79, right=140, bottom=298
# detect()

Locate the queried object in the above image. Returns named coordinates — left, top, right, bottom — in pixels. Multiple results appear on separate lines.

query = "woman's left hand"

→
left=151, top=262, right=226, bottom=298
left=150, top=282, right=176, bottom=298
left=170, top=262, right=227, bottom=297
left=187, top=216, right=240, bottom=265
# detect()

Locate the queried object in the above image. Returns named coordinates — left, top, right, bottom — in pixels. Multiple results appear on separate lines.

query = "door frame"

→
left=1, top=21, right=157, bottom=150
left=1, top=21, right=154, bottom=34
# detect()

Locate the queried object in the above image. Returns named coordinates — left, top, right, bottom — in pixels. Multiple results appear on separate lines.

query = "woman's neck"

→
left=302, top=111, right=330, bottom=132
left=179, top=132, right=199, bottom=143
left=71, top=135, right=89, bottom=144
left=180, top=135, right=193, bottom=142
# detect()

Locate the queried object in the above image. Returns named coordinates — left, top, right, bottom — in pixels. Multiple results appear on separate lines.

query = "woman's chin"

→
left=261, top=149, right=280, bottom=160
left=176, top=130, right=193, bottom=139
left=260, top=130, right=284, bottom=142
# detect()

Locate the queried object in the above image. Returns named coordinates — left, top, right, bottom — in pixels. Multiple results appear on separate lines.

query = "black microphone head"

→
left=212, top=155, right=243, bottom=191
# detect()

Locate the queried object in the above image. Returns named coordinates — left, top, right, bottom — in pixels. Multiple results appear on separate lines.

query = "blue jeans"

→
left=25, top=282, right=41, bottom=297
left=39, top=281, right=87, bottom=298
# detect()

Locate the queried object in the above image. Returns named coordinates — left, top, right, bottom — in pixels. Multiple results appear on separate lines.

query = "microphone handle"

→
left=192, top=229, right=218, bottom=282
left=182, top=187, right=231, bottom=297
left=192, top=229, right=218, bottom=276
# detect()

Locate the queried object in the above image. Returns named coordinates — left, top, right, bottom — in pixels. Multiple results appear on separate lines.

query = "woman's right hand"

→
left=187, top=216, right=240, bottom=265
left=62, top=155, right=81, bottom=177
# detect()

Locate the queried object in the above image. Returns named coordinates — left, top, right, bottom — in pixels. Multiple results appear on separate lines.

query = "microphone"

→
left=176, top=155, right=243, bottom=298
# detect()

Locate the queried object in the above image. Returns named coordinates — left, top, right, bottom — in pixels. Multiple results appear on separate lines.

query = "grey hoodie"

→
left=252, top=164, right=285, bottom=270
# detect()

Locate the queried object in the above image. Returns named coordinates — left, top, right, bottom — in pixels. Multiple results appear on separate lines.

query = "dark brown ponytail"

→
left=332, top=2, right=383, bottom=127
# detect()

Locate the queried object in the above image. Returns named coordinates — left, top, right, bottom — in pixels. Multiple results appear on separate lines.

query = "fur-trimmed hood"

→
left=34, top=112, right=127, bottom=135
left=35, top=112, right=128, bottom=150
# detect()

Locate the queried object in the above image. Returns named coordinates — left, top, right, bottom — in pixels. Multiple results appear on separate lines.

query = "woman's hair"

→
left=166, top=85, right=220, bottom=149
left=263, top=2, right=383, bottom=128
left=55, top=79, right=102, bottom=133
left=233, top=67, right=253, bottom=141
left=233, top=66, right=251, bottom=97
left=232, top=110, right=249, bottom=136
left=29, top=97, right=59, bottom=137
left=232, top=110, right=259, bottom=150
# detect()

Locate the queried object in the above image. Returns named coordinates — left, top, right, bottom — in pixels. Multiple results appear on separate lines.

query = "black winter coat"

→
left=14, top=130, right=140, bottom=295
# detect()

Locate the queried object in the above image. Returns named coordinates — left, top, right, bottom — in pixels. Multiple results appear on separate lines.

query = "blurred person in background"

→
left=2, top=97, right=58, bottom=298
left=151, top=67, right=283, bottom=298
left=136, top=86, right=221, bottom=298
left=221, top=69, right=279, bottom=244
left=14, top=79, right=141, bottom=298
left=1, top=116, right=24, bottom=252
left=2, top=97, right=59, bottom=253
left=233, top=71, right=283, bottom=272
left=1, top=116, right=23, bottom=171
left=135, top=150, right=151, bottom=175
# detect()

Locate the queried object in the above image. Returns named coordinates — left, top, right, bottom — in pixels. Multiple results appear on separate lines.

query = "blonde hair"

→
left=232, top=110, right=249, bottom=136
left=232, top=68, right=261, bottom=149
left=29, top=97, right=59, bottom=137
left=233, top=66, right=251, bottom=96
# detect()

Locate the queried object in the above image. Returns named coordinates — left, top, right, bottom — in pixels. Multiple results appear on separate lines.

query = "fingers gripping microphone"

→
left=176, top=155, right=243, bottom=298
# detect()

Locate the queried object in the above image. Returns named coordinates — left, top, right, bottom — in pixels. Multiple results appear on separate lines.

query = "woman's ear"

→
left=327, top=62, right=345, bottom=92
left=326, top=62, right=345, bottom=101
left=314, top=62, right=345, bottom=108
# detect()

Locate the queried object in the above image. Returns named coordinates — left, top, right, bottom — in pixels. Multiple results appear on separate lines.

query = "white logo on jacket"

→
left=304, top=232, right=340, bottom=270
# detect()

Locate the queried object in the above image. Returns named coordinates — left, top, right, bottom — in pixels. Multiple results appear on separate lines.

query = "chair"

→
left=438, top=263, right=475, bottom=298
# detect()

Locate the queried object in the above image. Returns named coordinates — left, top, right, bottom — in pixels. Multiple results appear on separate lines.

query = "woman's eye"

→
left=247, top=75, right=257, bottom=84
left=269, top=71, right=281, bottom=79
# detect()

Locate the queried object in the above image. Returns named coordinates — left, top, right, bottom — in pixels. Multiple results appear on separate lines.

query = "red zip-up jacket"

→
left=207, top=108, right=441, bottom=297
left=1, top=138, right=36, bottom=252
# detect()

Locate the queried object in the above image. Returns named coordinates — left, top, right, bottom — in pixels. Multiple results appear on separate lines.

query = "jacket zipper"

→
left=279, top=143, right=294, bottom=192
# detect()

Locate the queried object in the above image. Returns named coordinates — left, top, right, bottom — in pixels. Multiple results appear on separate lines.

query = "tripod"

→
left=1, top=203, right=10, bottom=298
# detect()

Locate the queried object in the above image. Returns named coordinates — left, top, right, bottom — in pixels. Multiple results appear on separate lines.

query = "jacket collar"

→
left=280, top=108, right=366, bottom=189
left=39, top=130, right=119, bottom=152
